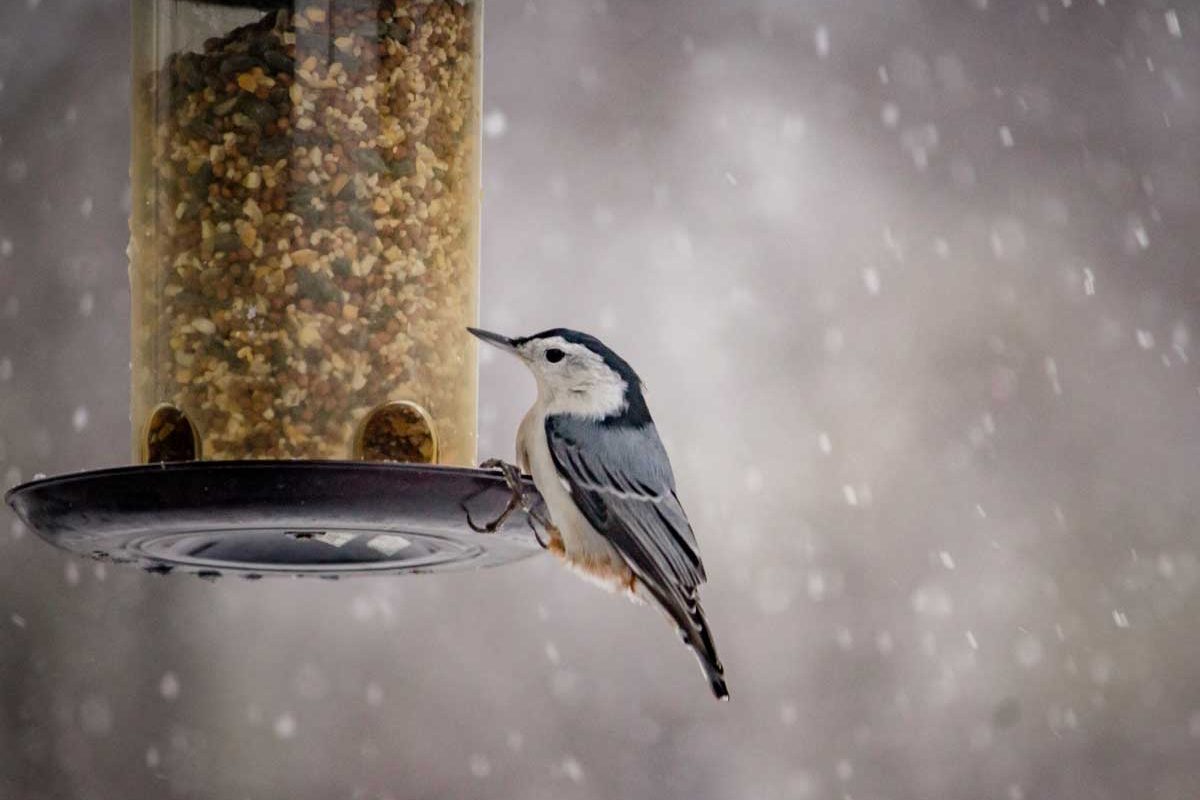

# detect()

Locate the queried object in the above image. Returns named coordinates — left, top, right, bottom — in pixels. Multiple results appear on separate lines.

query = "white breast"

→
left=518, top=406, right=627, bottom=567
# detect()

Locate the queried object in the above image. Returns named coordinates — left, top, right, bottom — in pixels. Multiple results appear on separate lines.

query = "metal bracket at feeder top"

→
left=5, top=461, right=544, bottom=579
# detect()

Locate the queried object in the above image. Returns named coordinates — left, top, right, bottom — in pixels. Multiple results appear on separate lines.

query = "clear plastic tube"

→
left=130, top=0, right=480, bottom=465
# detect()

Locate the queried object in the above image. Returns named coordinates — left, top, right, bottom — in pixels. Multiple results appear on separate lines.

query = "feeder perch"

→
left=6, top=0, right=544, bottom=578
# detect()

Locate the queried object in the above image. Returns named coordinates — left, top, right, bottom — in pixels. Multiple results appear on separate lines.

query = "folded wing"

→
left=545, top=415, right=727, bottom=698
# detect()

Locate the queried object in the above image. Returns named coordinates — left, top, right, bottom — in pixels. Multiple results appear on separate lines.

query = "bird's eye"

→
left=545, top=348, right=565, bottom=363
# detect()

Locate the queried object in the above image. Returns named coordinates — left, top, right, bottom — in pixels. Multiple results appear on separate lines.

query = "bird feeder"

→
left=6, top=0, right=541, bottom=578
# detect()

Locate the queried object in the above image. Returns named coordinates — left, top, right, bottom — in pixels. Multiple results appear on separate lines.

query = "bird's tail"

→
left=687, top=602, right=729, bottom=701
left=644, top=582, right=729, bottom=701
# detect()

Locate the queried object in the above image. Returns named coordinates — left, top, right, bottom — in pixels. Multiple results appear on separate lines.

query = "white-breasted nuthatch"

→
left=468, top=326, right=729, bottom=700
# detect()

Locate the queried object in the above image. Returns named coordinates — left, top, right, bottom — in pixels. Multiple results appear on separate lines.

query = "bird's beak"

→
left=467, top=327, right=518, bottom=354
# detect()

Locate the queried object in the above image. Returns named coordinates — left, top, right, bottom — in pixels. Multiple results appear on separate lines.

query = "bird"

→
left=467, top=326, right=729, bottom=700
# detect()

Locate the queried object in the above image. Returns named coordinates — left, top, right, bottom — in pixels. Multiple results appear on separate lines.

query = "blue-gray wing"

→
left=546, top=414, right=728, bottom=698
left=544, top=415, right=705, bottom=593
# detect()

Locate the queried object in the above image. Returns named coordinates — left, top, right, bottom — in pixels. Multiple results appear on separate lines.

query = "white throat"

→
left=534, top=370, right=628, bottom=420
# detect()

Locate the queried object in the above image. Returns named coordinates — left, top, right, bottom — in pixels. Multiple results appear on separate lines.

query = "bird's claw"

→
left=480, top=458, right=524, bottom=488
left=463, top=499, right=514, bottom=533
left=466, top=459, right=555, bottom=550
left=461, top=458, right=529, bottom=534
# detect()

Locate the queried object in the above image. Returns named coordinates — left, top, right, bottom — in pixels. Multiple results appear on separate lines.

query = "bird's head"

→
left=468, top=327, right=651, bottom=424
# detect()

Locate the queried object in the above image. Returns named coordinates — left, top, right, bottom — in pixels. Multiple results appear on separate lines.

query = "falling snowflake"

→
left=159, top=672, right=181, bottom=700
left=483, top=110, right=508, bottom=139
left=561, top=757, right=585, bottom=784
left=273, top=713, right=297, bottom=739
left=468, top=754, right=491, bottom=778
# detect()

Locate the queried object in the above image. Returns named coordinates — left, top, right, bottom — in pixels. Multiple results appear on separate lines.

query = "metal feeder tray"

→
left=5, top=461, right=543, bottom=579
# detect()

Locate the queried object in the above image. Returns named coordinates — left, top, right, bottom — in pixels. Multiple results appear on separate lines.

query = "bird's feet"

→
left=464, top=459, right=557, bottom=547
left=463, top=458, right=523, bottom=533
left=480, top=458, right=525, bottom=496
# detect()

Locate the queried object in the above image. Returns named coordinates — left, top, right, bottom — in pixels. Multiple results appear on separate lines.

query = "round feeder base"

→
left=5, top=461, right=544, bottom=579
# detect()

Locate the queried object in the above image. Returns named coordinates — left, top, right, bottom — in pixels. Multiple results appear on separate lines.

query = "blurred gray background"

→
left=3, top=0, right=1200, bottom=798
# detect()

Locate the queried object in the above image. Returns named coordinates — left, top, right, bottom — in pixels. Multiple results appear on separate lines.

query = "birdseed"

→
left=130, top=0, right=479, bottom=464
left=356, top=401, right=437, bottom=463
